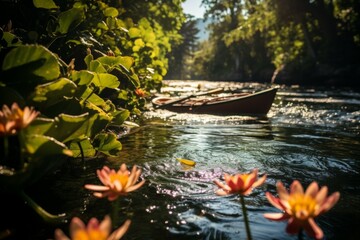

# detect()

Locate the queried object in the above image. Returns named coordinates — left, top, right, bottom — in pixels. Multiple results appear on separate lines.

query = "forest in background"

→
left=1, top=0, right=359, bottom=87
left=167, top=0, right=360, bottom=87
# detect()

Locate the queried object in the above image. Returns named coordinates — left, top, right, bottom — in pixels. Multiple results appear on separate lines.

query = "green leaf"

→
left=2, top=45, right=60, bottom=82
left=96, top=56, right=120, bottom=67
left=1, top=31, right=22, bottom=47
left=57, top=7, right=85, bottom=34
left=97, top=21, right=109, bottom=30
left=118, top=56, right=134, bottom=71
left=93, top=133, right=122, bottom=156
left=84, top=54, right=94, bottom=70
left=77, top=85, right=107, bottom=106
left=25, top=134, right=72, bottom=157
left=69, top=139, right=96, bottom=158
left=33, top=0, right=59, bottom=9
left=89, top=60, right=107, bottom=73
left=93, top=73, right=119, bottom=91
left=71, top=70, right=95, bottom=85
left=128, top=69, right=140, bottom=87
left=45, top=113, right=91, bottom=143
left=103, top=7, right=119, bottom=17
left=111, top=109, right=130, bottom=125
left=144, top=30, right=156, bottom=43
left=117, top=90, right=128, bottom=100
left=138, top=18, right=151, bottom=29
left=31, top=78, right=77, bottom=108
left=95, top=56, right=134, bottom=71
left=25, top=117, right=54, bottom=136
left=0, top=134, right=70, bottom=191
left=83, top=103, right=111, bottom=135
left=128, top=27, right=141, bottom=39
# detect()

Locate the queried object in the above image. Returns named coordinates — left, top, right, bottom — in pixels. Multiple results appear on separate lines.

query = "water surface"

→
left=6, top=82, right=360, bottom=240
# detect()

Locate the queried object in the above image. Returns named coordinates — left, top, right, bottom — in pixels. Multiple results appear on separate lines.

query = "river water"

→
left=6, top=81, right=360, bottom=239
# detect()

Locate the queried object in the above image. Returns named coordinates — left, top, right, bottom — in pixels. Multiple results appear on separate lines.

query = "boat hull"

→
left=152, top=87, right=278, bottom=116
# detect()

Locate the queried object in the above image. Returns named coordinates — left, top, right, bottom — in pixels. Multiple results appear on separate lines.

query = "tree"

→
left=198, top=0, right=360, bottom=85
left=166, top=15, right=199, bottom=80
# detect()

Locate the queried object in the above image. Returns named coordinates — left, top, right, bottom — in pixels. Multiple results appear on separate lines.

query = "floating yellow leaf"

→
left=176, top=158, right=196, bottom=166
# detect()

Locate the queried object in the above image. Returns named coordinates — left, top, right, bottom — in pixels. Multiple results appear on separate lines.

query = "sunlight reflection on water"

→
left=22, top=82, right=360, bottom=240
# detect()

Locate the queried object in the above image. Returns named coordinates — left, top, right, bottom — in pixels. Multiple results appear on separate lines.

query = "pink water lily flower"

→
left=54, top=215, right=130, bottom=240
left=135, top=88, right=146, bottom=98
left=214, top=169, right=266, bottom=196
left=0, top=103, right=39, bottom=136
left=85, top=163, right=145, bottom=201
left=264, top=180, right=340, bottom=240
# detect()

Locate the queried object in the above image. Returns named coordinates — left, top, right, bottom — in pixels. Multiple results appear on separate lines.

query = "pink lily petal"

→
left=290, top=180, right=304, bottom=195
left=114, top=180, right=122, bottom=191
left=303, top=218, right=324, bottom=240
left=315, top=186, right=328, bottom=205
left=263, top=212, right=289, bottom=221
left=276, top=181, right=289, bottom=201
left=125, top=180, right=146, bottom=193
left=118, top=163, right=128, bottom=174
left=245, top=170, right=257, bottom=188
left=318, top=192, right=340, bottom=214
left=54, top=229, right=70, bottom=240
left=98, top=169, right=110, bottom=185
left=265, top=192, right=284, bottom=210
left=242, top=187, right=254, bottom=196
left=84, top=184, right=110, bottom=191
left=87, top=217, right=100, bottom=231
left=253, top=173, right=267, bottom=188
left=214, top=179, right=228, bottom=190
left=99, top=215, right=112, bottom=235
left=131, top=169, right=142, bottom=186
left=93, top=192, right=104, bottom=198
left=69, top=217, right=86, bottom=239
left=305, top=182, right=319, bottom=198
left=228, top=177, right=243, bottom=192
left=108, top=220, right=131, bottom=240
left=215, top=189, right=229, bottom=196
left=126, top=168, right=137, bottom=188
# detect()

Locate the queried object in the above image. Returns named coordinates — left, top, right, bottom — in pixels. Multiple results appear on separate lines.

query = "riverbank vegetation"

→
left=0, top=0, right=353, bottom=239
left=168, top=0, right=360, bottom=86
left=0, top=0, right=186, bottom=234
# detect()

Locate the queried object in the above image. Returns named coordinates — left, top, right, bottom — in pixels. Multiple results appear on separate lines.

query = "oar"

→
left=155, top=87, right=224, bottom=109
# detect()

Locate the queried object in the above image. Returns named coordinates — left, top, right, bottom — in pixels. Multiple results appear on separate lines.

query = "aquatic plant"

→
left=135, top=88, right=147, bottom=98
left=264, top=180, right=340, bottom=240
left=85, top=163, right=145, bottom=201
left=0, top=102, right=71, bottom=223
left=54, top=215, right=131, bottom=240
left=214, top=169, right=267, bottom=196
left=0, top=103, right=39, bottom=136
left=214, top=169, right=267, bottom=240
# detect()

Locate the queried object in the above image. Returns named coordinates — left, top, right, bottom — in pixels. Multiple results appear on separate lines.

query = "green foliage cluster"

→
left=191, top=0, right=360, bottom=84
left=167, top=16, right=200, bottom=80
left=0, top=0, right=185, bottom=220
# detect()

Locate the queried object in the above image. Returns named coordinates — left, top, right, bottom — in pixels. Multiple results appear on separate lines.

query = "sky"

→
left=182, top=0, right=206, bottom=19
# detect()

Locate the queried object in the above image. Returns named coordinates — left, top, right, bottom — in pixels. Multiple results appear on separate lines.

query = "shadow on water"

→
left=2, top=83, right=359, bottom=239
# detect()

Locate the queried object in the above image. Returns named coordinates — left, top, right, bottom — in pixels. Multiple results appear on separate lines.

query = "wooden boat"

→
left=152, top=87, right=278, bottom=116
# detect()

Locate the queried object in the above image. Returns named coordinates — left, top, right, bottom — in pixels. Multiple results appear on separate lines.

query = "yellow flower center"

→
left=109, top=172, right=129, bottom=187
left=73, top=229, right=107, bottom=240
left=233, top=174, right=250, bottom=191
left=288, top=193, right=318, bottom=220
left=240, top=174, right=250, bottom=184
